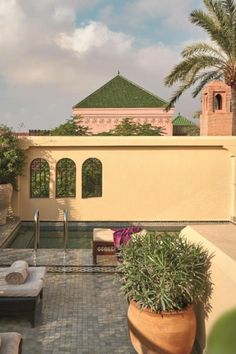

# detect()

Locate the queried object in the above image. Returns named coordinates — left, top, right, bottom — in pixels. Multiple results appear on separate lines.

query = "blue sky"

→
left=0, top=0, right=205, bottom=130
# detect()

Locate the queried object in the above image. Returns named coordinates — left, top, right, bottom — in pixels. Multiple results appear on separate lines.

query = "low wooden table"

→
left=93, top=228, right=116, bottom=264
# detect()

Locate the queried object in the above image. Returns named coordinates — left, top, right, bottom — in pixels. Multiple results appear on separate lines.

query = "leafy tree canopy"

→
left=97, top=118, right=165, bottom=136
left=0, top=125, right=25, bottom=188
left=50, top=116, right=90, bottom=136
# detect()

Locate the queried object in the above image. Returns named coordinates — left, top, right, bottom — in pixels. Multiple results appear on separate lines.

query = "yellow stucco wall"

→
left=12, top=136, right=236, bottom=222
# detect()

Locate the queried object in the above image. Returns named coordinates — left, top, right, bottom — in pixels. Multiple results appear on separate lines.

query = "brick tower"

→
left=200, top=81, right=232, bottom=135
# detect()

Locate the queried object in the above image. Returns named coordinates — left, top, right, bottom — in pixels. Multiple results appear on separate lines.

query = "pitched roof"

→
left=73, top=74, right=167, bottom=109
left=172, top=114, right=196, bottom=126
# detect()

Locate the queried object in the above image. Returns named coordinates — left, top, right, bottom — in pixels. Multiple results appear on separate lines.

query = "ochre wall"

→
left=12, top=136, right=236, bottom=222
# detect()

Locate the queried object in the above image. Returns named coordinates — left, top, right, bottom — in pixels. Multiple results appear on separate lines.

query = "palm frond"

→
left=165, top=69, right=203, bottom=110
left=221, top=0, right=236, bottom=58
left=192, top=70, right=223, bottom=97
left=181, top=42, right=226, bottom=61
left=165, top=54, right=224, bottom=87
left=222, top=0, right=236, bottom=17
left=190, top=9, right=232, bottom=57
left=204, top=0, right=227, bottom=24
left=165, top=0, right=236, bottom=113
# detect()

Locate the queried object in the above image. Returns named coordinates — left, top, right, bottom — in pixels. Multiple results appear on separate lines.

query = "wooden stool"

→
left=93, top=228, right=116, bottom=264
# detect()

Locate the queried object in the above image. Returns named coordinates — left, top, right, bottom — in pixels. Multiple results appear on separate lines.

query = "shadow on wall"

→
left=194, top=303, right=206, bottom=354
left=55, top=199, right=77, bottom=222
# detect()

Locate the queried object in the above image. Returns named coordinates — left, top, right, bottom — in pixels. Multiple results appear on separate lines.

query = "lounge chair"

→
left=93, top=228, right=116, bottom=264
left=0, top=332, right=22, bottom=354
left=0, top=267, right=46, bottom=327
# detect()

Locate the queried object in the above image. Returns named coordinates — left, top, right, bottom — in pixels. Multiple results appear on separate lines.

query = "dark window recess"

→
left=30, top=158, right=50, bottom=198
left=56, top=158, right=76, bottom=198
left=214, top=94, right=222, bottom=110
left=82, top=158, right=102, bottom=198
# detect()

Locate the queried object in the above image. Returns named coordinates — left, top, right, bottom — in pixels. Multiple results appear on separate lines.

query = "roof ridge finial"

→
left=118, top=70, right=120, bottom=75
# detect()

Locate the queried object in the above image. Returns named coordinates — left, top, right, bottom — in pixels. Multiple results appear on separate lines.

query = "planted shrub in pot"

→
left=118, top=232, right=213, bottom=354
left=0, top=125, right=25, bottom=224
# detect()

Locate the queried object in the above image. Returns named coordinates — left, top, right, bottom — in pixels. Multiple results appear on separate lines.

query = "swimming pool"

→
left=7, top=223, right=182, bottom=249
left=8, top=224, right=93, bottom=249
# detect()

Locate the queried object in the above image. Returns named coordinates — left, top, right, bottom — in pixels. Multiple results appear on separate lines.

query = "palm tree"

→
left=165, top=0, right=236, bottom=135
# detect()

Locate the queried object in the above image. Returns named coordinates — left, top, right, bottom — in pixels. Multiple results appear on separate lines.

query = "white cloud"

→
left=0, top=0, right=26, bottom=46
left=53, top=6, right=76, bottom=24
left=125, top=0, right=202, bottom=34
left=56, top=21, right=133, bottom=56
left=0, top=0, right=202, bottom=129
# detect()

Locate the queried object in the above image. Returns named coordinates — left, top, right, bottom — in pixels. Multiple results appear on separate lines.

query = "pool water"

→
left=9, top=225, right=93, bottom=249
left=8, top=224, right=182, bottom=249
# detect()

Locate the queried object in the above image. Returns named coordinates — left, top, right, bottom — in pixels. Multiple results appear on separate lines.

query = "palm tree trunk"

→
left=231, top=85, right=236, bottom=136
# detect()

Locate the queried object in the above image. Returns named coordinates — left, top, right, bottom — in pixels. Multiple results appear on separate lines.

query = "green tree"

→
left=0, top=125, right=25, bottom=188
left=165, top=0, right=236, bottom=135
left=97, top=118, right=165, bottom=136
left=50, top=116, right=90, bottom=136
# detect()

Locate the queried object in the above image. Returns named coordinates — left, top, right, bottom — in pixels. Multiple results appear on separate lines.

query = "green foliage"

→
left=56, top=158, right=76, bottom=197
left=0, top=125, right=25, bottom=188
left=97, top=118, right=165, bottom=136
left=50, top=116, right=91, bottom=136
left=206, top=308, right=236, bottom=354
left=118, top=232, right=213, bottom=314
left=82, top=158, right=102, bottom=198
left=31, top=159, right=50, bottom=198
left=165, top=0, right=236, bottom=118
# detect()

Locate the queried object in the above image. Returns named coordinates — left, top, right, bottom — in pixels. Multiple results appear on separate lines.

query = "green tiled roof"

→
left=73, top=74, right=167, bottom=108
left=172, top=114, right=196, bottom=126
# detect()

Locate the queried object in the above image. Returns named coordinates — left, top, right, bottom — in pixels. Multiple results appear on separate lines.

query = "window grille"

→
left=56, top=158, right=76, bottom=198
left=30, top=158, right=50, bottom=198
left=82, top=158, right=102, bottom=198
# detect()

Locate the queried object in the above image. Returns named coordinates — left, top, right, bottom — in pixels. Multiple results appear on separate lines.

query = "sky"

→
left=0, top=0, right=206, bottom=130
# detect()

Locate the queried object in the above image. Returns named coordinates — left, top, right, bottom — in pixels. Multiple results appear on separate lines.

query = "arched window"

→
left=56, top=158, right=76, bottom=198
left=82, top=158, right=102, bottom=198
left=30, top=158, right=50, bottom=198
left=214, top=94, right=222, bottom=110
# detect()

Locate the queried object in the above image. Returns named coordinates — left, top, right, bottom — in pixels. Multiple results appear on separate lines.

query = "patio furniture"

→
left=93, top=228, right=116, bottom=264
left=0, top=332, right=22, bottom=354
left=0, top=267, right=46, bottom=327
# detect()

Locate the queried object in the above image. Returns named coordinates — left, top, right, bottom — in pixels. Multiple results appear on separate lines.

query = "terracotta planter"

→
left=0, top=183, right=13, bottom=225
left=128, top=300, right=196, bottom=354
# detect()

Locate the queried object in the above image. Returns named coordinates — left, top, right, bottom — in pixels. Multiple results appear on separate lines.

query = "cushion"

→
left=0, top=267, right=46, bottom=297
left=0, top=332, right=21, bottom=354
left=93, top=228, right=114, bottom=242
left=5, top=261, right=29, bottom=285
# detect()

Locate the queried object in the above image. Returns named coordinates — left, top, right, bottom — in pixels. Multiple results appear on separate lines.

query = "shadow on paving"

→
left=0, top=273, right=135, bottom=354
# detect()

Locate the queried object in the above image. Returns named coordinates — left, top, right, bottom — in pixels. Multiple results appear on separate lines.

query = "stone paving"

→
left=0, top=272, right=136, bottom=354
left=0, top=249, right=118, bottom=269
